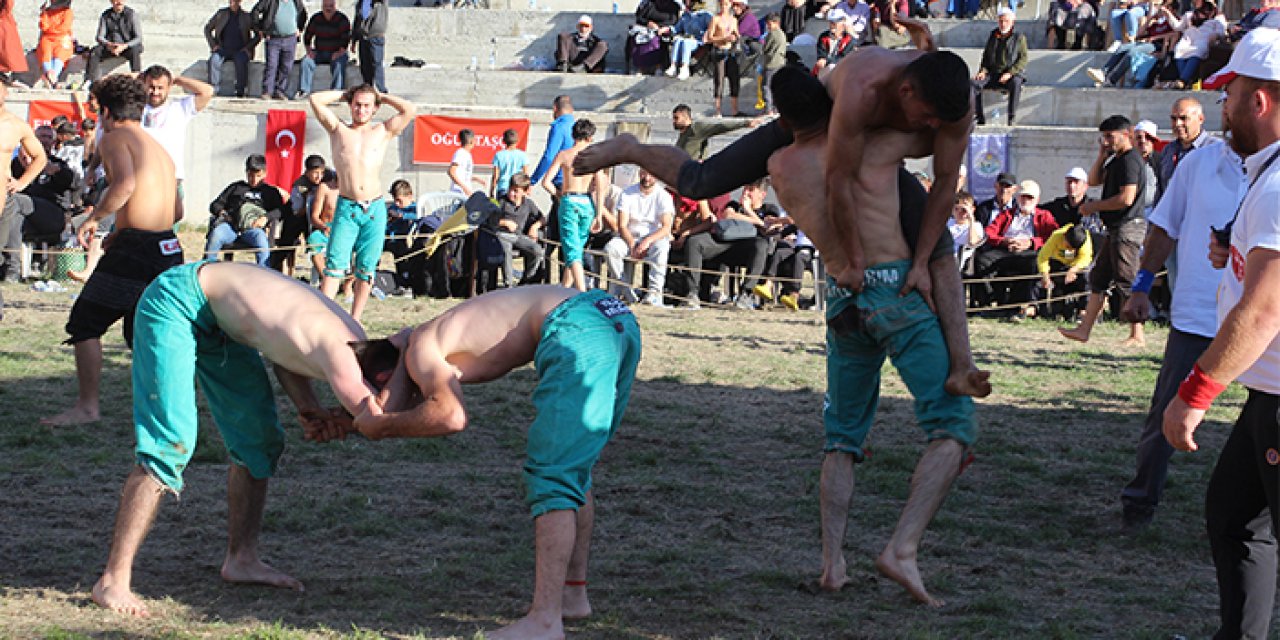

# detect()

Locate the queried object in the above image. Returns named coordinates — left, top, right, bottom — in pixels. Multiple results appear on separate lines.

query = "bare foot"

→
left=944, top=369, right=992, bottom=398
left=561, top=584, right=591, bottom=619
left=486, top=613, right=564, bottom=640
left=92, top=576, right=150, bottom=618
left=67, top=268, right=90, bottom=283
left=572, top=133, right=638, bottom=175
left=41, top=405, right=100, bottom=426
left=1121, top=337, right=1146, bottom=348
left=1057, top=325, right=1090, bottom=343
left=816, top=555, right=850, bottom=592
left=221, top=557, right=304, bottom=591
left=876, top=547, right=942, bottom=607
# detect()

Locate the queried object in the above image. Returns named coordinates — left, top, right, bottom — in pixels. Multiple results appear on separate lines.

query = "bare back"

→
left=0, top=111, right=47, bottom=212
left=557, top=146, right=596, bottom=194
left=99, top=123, right=177, bottom=232
left=329, top=122, right=391, bottom=201
left=406, top=285, right=576, bottom=384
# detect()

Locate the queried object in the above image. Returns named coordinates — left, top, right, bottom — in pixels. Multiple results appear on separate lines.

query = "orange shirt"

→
left=37, top=7, right=75, bottom=62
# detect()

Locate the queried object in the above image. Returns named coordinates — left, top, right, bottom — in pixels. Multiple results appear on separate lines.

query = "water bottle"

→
left=489, top=51, right=496, bottom=70
left=612, top=2, right=618, bottom=12
left=371, top=286, right=387, bottom=301
left=528, top=0, right=536, bottom=9
left=470, top=55, right=478, bottom=70
left=990, top=107, right=1001, bottom=124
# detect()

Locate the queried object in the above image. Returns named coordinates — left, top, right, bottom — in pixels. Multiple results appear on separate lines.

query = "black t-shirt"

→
left=1042, top=194, right=1092, bottom=227
left=1100, top=147, right=1145, bottom=228
left=494, top=197, right=542, bottom=234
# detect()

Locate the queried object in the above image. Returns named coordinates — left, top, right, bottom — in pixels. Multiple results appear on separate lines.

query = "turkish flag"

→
left=265, top=109, right=307, bottom=190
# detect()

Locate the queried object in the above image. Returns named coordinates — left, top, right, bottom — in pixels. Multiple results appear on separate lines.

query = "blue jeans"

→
left=299, top=50, right=348, bottom=94
left=1175, top=56, right=1202, bottom=83
left=1110, top=6, right=1147, bottom=41
left=357, top=36, right=386, bottom=92
left=209, top=49, right=250, bottom=96
left=671, top=37, right=697, bottom=66
left=205, top=222, right=270, bottom=266
left=262, top=35, right=297, bottom=96
left=1102, top=42, right=1155, bottom=85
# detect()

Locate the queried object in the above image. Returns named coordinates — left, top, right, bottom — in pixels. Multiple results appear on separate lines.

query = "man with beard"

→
left=139, top=65, right=214, bottom=224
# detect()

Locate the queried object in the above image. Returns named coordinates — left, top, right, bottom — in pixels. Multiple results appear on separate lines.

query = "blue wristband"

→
left=1131, top=268, right=1155, bottom=295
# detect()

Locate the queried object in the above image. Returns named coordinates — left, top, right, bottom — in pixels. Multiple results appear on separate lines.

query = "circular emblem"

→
left=1266, top=448, right=1279, bottom=466
left=976, top=151, right=1002, bottom=178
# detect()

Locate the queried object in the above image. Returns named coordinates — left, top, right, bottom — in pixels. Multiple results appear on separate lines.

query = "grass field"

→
left=0, top=242, right=1257, bottom=639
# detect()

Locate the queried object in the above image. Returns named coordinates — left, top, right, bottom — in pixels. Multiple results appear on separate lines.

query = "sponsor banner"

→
left=413, top=115, right=530, bottom=165
left=967, top=133, right=1010, bottom=203
left=28, top=100, right=83, bottom=131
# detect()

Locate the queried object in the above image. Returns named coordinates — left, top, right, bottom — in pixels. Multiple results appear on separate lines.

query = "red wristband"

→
left=1178, top=363, right=1227, bottom=410
left=564, top=580, right=587, bottom=587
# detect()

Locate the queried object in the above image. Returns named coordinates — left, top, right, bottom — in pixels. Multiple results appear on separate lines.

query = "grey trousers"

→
left=494, top=230, right=544, bottom=286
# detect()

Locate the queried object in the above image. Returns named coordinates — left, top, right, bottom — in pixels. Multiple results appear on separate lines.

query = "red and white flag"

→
left=265, top=109, right=307, bottom=189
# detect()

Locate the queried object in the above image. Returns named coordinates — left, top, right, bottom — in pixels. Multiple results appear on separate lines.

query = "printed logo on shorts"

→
left=864, top=268, right=901, bottom=288
left=1231, top=245, right=1246, bottom=282
left=594, top=297, right=633, bottom=319
left=1267, top=448, right=1279, bottom=466
left=159, top=239, right=182, bottom=256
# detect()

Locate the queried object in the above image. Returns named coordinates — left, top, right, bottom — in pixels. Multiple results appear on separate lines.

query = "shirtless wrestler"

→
left=540, top=119, right=608, bottom=291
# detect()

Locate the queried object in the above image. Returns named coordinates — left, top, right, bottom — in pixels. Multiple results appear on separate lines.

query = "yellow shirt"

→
left=1036, top=224, right=1093, bottom=273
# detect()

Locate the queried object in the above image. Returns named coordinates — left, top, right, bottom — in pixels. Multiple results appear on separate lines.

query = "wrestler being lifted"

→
left=345, top=285, right=642, bottom=640
left=309, top=85, right=415, bottom=322
left=571, top=18, right=990, bottom=399
left=92, top=261, right=384, bottom=617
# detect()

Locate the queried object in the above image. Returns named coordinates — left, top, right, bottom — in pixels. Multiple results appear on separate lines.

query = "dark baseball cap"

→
left=996, top=172, right=1017, bottom=186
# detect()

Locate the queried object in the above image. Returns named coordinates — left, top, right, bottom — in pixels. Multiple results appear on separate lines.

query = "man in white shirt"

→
left=139, top=65, right=214, bottom=224
left=447, top=128, right=479, bottom=196
left=1163, top=29, right=1280, bottom=639
left=605, top=170, right=675, bottom=306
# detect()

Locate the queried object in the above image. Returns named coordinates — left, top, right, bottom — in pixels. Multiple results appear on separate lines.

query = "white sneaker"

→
left=1086, top=68, right=1106, bottom=86
left=1106, top=41, right=1121, bottom=53
left=664, top=64, right=677, bottom=77
left=677, top=65, right=690, bottom=80
left=645, top=296, right=669, bottom=309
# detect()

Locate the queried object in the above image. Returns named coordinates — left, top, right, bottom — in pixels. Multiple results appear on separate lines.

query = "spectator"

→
left=489, top=174, right=545, bottom=287
left=760, top=14, right=786, bottom=113
left=490, top=128, right=528, bottom=199
left=1158, top=0, right=1225, bottom=90
left=86, top=0, right=143, bottom=84
left=948, top=0, right=978, bottom=20
left=1133, top=119, right=1162, bottom=214
left=1059, top=115, right=1147, bottom=347
left=0, top=0, right=23, bottom=76
left=53, top=120, right=85, bottom=181
left=382, top=178, right=418, bottom=293
left=605, top=169, right=675, bottom=306
left=1037, top=223, right=1092, bottom=318
left=557, top=15, right=608, bottom=74
left=975, top=171, right=1018, bottom=226
left=707, top=0, right=743, bottom=117
left=733, top=0, right=763, bottom=59
left=251, top=0, right=305, bottom=100
left=1108, top=0, right=1149, bottom=48
left=306, top=169, right=341, bottom=286
left=447, top=129, right=482, bottom=196
left=12, top=125, right=80, bottom=217
left=298, top=0, right=350, bottom=97
left=758, top=195, right=810, bottom=309
left=870, top=0, right=909, bottom=49
left=627, top=0, right=680, bottom=75
left=1155, top=97, right=1220, bottom=203
left=780, top=0, right=813, bottom=41
left=814, top=12, right=854, bottom=76
left=351, top=0, right=388, bottom=92
left=36, top=0, right=74, bottom=89
left=673, top=103, right=760, bottom=161
left=831, top=0, right=872, bottom=44
left=666, top=4, right=714, bottom=79
left=974, top=179, right=1059, bottom=318
left=140, top=66, right=214, bottom=225
left=1086, top=0, right=1176, bottom=88
left=206, top=0, right=261, bottom=98
left=677, top=187, right=771, bottom=310
left=1046, top=0, right=1102, bottom=50
left=948, top=189, right=985, bottom=266
left=973, top=7, right=1027, bottom=126
left=274, top=154, right=327, bottom=275
left=1042, top=166, right=1099, bottom=231
left=530, top=95, right=575, bottom=279
left=206, top=154, right=290, bottom=266
left=1226, top=0, right=1280, bottom=43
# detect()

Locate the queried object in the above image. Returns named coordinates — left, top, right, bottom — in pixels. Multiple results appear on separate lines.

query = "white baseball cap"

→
left=1205, top=27, right=1280, bottom=90
left=828, top=8, right=849, bottom=22
left=578, top=14, right=593, bottom=25
left=1134, top=119, right=1160, bottom=139
left=1064, top=167, right=1088, bottom=181
left=1017, top=179, right=1041, bottom=200
left=997, top=6, right=1015, bottom=17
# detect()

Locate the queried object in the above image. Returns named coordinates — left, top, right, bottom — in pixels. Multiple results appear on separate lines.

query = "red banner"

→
left=27, top=100, right=83, bottom=130
left=412, top=115, right=529, bottom=165
left=264, top=109, right=307, bottom=190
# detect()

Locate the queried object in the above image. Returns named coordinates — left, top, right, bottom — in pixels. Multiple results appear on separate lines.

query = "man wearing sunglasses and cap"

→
left=1163, top=27, right=1280, bottom=640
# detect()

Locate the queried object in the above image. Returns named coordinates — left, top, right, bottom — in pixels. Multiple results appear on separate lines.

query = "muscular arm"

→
left=308, top=90, right=345, bottom=132
left=355, top=359, right=467, bottom=440
left=94, top=136, right=135, bottom=217
left=310, top=187, right=331, bottom=232
left=11, top=126, right=47, bottom=193
left=823, top=79, right=874, bottom=287
left=379, top=93, right=417, bottom=136
left=173, top=76, right=216, bottom=112
left=1122, top=224, right=1176, bottom=322
left=903, top=118, right=968, bottom=304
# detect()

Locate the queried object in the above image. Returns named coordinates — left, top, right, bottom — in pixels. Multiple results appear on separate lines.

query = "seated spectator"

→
left=1156, top=0, right=1225, bottom=90
left=1108, top=0, right=1149, bottom=48
left=1037, top=223, right=1093, bottom=319
left=746, top=178, right=809, bottom=310
left=666, top=4, right=714, bottom=79
left=1042, top=166, right=1098, bottom=231
left=273, top=154, right=327, bottom=275
left=732, top=0, right=764, bottom=59
left=488, top=174, right=545, bottom=287
left=780, top=0, right=815, bottom=41
left=814, top=12, right=854, bottom=76
left=976, top=171, right=1018, bottom=226
left=973, top=8, right=1027, bottom=126
left=36, top=0, right=74, bottom=89
left=830, top=0, right=872, bottom=44
left=948, top=189, right=985, bottom=270
left=1227, top=0, right=1280, bottom=43
left=870, top=0, right=909, bottom=49
left=1086, top=0, right=1176, bottom=88
left=490, top=128, right=529, bottom=199
left=605, top=169, right=675, bottom=306
left=383, top=179, right=422, bottom=294
left=973, top=179, right=1060, bottom=317
left=948, top=0, right=979, bottom=20
left=206, top=0, right=260, bottom=98
left=12, top=125, right=81, bottom=215
left=206, top=155, right=289, bottom=267
left=1046, top=0, right=1102, bottom=50
left=87, top=0, right=144, bottom=84
left=557, top=15, right=608, bottom=74
left=626, top=0, right=680, bottom=75
left=298, top=0, right=351, bottom=97
left=675, top=186, right=770, bottom=310
left=52, top=120, right=86, bottom=182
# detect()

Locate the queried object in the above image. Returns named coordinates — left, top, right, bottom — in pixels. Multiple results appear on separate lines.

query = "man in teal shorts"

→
left=92, top=261, right=384, bottom=618
left=540, top=119, right=607, bottom=291
left=345, top=285, right=641, bottom=640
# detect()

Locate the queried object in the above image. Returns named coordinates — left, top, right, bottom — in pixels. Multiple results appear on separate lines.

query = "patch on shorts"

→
left=159, top=238, right=182, bottom=256
left=1266, top=448, right=1279, bottom=466
left=594, top=297, right=633, bottom=319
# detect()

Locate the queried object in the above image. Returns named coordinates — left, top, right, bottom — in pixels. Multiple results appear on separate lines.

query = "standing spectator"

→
left=974, top=179, right=1059, bottom=318
left=1226, top=0, right=1280, bottom=43
left=605, top=169, right=675, bottom=306
left=673, top=103, right=761, bottom=161
left=298, top=0, right=349, bottom=97
left=1155, top=97, right=1220, bottom=203
left=1160, top=0, right=1226, bottom=90
left=140, top=66, right=214, bottom=226
left=780, top=0, right=812, bottom=41
left=1119, top=127, right=1243, bottom=533
left=707, top=0, right=743, bottom=117
left=975, top=171, right=1018, bottom=226
left=447, top=129, right=481, bottom=196
left=206, top=154, right=290, bottom=266
left=1059, top=115, right=1147, bottom=347
left=252, top=0, right=305, bottom=100
left=490, top=174, right=545, bottom=286
left=490, top=128, right=528, bottom=199
left=814, top=12, right=854, bottom=76
left=351, top=0, right=387, bottom=92
left=1042, top=166, right=1100, bottom=236
left=274, top=154, right=327, bottom=275
left=760, top=14, right=786, bottom=114
left=206, top=0, right=261, bottom=98
left=733, top=0, right=763, bottom=67
left=0, top=0, right=23, bottom=76
left=530, top=95, right=575, bottom=280
left=37, top=0, right=74, bottom=89
left=557, top=15, right=608, bottom=74
left=1133, top=119, right=1162, bottom=214
left=973, top=8, right=1027, bottom=127
left=86, top=0, right=142, bottom=84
